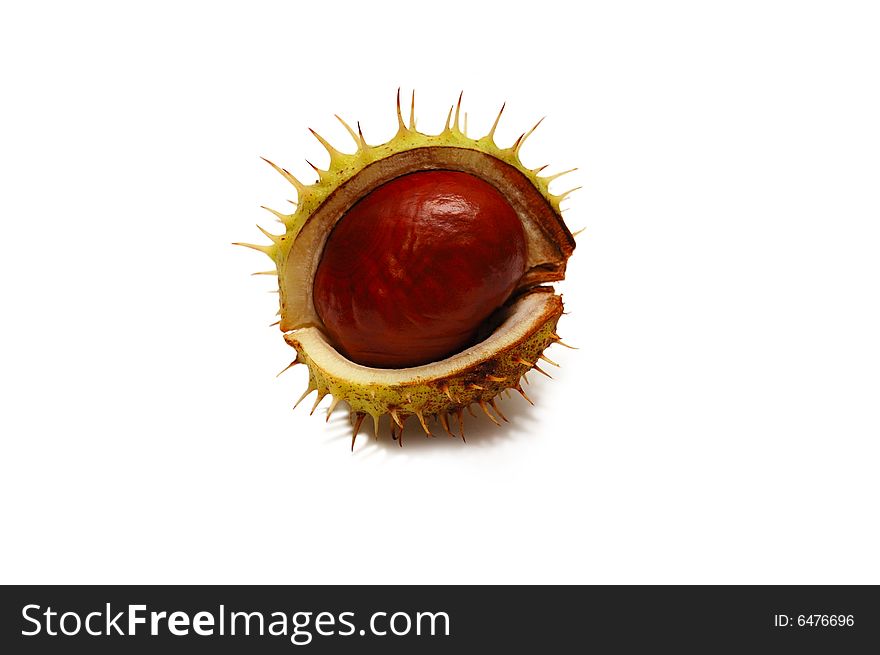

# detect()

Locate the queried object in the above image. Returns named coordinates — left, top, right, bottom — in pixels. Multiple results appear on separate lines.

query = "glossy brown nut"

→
left=313, top=170, right=527, bottom=368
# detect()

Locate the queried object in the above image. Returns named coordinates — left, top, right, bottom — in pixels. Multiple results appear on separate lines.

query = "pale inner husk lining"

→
left=290, top=292, right=554, bottom=386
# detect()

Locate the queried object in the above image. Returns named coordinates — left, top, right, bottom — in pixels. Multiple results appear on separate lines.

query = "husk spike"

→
left=334, top=114, right=359, bottom=147
left=479, top=399, right=502, bottom=426
left=326, top=396, right=341, bottom=422
left=310, top=389, right=327, bottom=415
left=276, top=359, right=300, bottom=377
left=395, top=88, right=407, bottom=133
left=486, top=102, right=506, bottom=143
left=415, top=410, right=432, bottom=436
left=308, top=127, right=343, bottom=161
left=351, top=413, right=366, bottom=451
left=488, top=398, right=508, bottom=422
left=260, top=157, right=306, bottom=193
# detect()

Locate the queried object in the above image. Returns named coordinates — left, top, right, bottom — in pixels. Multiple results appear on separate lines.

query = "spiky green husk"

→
left=284, top=291, right=564, bottom=444
left=238, top=92, right=577, bottom=448
left=236, top=92, right=578, bottom=290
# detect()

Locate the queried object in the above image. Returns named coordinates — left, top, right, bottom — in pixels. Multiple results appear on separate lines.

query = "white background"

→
left=1, top=1, right=878, bottom=584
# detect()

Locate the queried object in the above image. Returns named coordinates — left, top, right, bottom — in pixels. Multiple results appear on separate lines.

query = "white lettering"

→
left=314, top=611, right=335, bottom=636
left=106, top=604, right=124, bottom=635
left=230, top=611, right=264, bottom=636
left=337, top=612, right=355, bottom=636
left=390, top=612, right=411, bottom=636
left=21, top=604, right=41, bottom=636
left=59, top=612, right=81, bottom=636
left=167, top=611, right=190, bottom=636
left=268, top=612, right=287, bottom=636
left=416, top=611, right=450, bottom=636
left=193, top=611, right=214, bottom=636
left=86, top=611, right=102, bottom=636
left=371, top=612, right=387, bottom=636
left=44, top=607, right=58, bottom=636
left=291, top=612, right=313, bottom=646
left=150, top=611, right=167, bottom=635
left=128, top=604, right=146, bottom=635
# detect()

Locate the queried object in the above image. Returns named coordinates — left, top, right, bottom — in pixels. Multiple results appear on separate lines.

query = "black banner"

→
left=1, top=585, right=877, bottom=652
